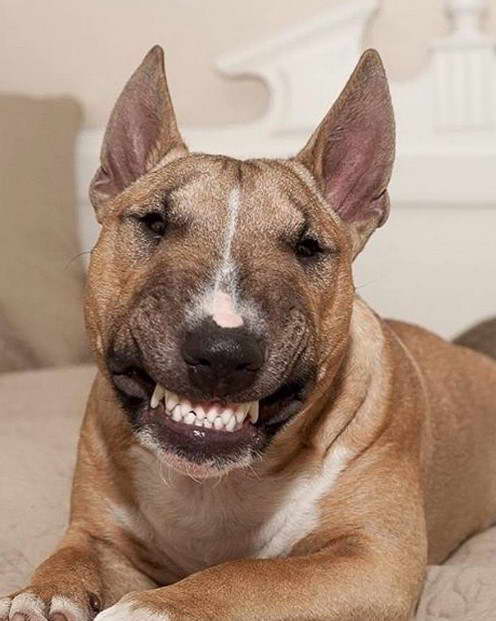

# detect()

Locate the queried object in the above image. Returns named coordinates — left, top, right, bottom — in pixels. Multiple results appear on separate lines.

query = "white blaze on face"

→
left=212, top=289, right=243, bottom=328
left=209, top=186, right=244, bottom=328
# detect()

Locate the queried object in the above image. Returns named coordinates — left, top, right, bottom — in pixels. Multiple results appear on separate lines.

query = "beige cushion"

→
left=0, top=94, right=90, bottom=371
left=0, top=364, right=94, bottom=593
left=2, top=365, right=496, bottom=619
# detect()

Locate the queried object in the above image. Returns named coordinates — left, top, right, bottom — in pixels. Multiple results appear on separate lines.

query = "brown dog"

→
left=2, top=46, right=496, bottom=621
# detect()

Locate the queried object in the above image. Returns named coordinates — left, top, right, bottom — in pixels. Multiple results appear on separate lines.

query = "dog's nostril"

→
left=235, top=361, right=255, bottom=372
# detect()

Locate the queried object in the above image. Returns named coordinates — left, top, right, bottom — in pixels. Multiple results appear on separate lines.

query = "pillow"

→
left=0, top=94, right=90, bottom=371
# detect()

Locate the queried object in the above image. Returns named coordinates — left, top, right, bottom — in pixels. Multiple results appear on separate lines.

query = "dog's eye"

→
left=295, top=235, right=323, bottom=260
left=140, top=212, right=167, bottom=237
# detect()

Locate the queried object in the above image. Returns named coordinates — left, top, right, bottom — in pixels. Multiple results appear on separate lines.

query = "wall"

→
left=0, top=0, right=480, bottom=128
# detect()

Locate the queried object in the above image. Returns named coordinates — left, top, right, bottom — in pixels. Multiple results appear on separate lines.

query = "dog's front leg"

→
left=95, top=540, right=423, bottom=621
left=0, top=526, right=155, bottom=621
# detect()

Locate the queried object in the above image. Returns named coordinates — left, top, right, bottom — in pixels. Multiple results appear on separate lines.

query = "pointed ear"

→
left=296, top=49, right=395, bottom=257
left=89, top=45, right=187, bottom=220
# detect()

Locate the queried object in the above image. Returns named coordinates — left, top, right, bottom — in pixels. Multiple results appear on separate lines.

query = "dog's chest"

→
left=113, top=449, right=346, bottom=582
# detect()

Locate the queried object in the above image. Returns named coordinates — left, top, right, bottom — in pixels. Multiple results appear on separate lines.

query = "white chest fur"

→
left=110, top=445, right=351, bottom=581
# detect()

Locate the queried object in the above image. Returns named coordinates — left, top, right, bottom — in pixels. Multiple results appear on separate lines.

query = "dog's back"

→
left=385, top=318, right=496, bottom=563
left=454, top=317, right=496, bottom=361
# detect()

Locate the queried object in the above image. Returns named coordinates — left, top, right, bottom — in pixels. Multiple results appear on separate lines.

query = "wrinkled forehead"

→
left=124, top=154, right=322, bottom=231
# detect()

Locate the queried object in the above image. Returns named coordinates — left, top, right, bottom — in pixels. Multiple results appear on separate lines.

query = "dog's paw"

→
left=95, top=599, right=170, bottom=621
left=0, top=587, right=101, bottom=621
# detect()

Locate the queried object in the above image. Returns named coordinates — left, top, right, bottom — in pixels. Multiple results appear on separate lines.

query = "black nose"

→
left=181, top=321, right=264, bottom=396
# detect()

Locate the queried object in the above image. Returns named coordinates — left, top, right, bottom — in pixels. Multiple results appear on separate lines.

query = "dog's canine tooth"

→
left=150, top=384, right=165, bottom=409
left=249, top=401, right=259, bottom=424
left=166, top=390, right=180, bottom=411
left=195, top=405, right=206, bottom=421
left=235, top=404, right=249, bottom=424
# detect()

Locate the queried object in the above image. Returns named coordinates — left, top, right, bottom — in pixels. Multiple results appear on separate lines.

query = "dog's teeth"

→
left=249, top=401, right=259, bottom=424
left=213, top=417, right=223, bottom=430
left=184, top=411, right=196, bottom=425
left=172, top=409, right=183, bottom=422
left=150, top=384, right=165, bottom=409
left=166, top=390, right=180, bottom=411
left=225, top=416, right=236, bottom=432
left=221, top=408, right=233, bottom=425
left=180, top=401, right=192, bottom=418
left=206, top=407, right=218, bottom=423
left=160, top=393, right=258, bottom=432
left=235, top=404, right=249, bottom=424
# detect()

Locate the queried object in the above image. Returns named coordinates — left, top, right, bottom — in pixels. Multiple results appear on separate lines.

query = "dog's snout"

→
left=181, top=321, right=264, bottom=396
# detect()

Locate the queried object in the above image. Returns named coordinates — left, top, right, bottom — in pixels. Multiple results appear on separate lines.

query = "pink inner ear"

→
left=297, top=50, right=394, bottom=229
left=90, top=46, right=186, bottom=212
left=325, top=125, right=391, bottom=223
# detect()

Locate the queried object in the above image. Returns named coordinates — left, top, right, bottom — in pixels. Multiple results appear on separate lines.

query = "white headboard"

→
left=77, top=0, right=496, bottom=338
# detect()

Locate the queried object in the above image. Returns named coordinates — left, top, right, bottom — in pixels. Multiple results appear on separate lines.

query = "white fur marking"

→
left=50, top=596, right=86, bottom=620
left=210, top=187, right=244, bottom=327
left=257, top=445, right=352, bottom=557
left=9, top=592, right=45, bottom=616
left=211, top=290, right=243, bottom=328
left=95, top=600, right=170, bottom=621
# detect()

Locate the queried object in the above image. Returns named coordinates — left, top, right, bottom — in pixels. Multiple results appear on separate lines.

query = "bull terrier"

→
left=2, top=46, right=496, bottom=621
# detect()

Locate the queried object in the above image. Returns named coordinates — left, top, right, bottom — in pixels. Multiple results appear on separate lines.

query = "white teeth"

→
left=184, top=411, right=196, bottom=425
left=206, top=408, right=218, bottom=423
left=180, top=401, right=192, bottom=418
left=166, top=390, right=180, bottom=411
left=150, top=384, right=165, bottom=409
left=226, top=416, right=236, bottom=432
left=156, top=392, right=261, bottom=432
left=213, top=417, right=223, bottom=430
left=221, top=408, right=233, bottom=425
left=235, top=403, right=250, bottom=424
left=249, top=401, right=259, bottom=424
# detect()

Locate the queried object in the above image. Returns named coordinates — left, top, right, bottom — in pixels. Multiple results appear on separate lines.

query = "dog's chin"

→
left=109, top=365, right=310, bottom=476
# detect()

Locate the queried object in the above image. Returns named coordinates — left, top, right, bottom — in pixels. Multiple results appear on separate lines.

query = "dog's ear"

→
left=90, top=45, right=187, bottom=220
left=296, top=49, right=395, bottom=257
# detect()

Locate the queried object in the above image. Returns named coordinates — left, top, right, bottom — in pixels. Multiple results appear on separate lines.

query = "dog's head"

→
left=85, top=46, right=394, bottom=476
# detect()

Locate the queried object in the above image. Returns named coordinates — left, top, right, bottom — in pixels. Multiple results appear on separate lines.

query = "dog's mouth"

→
left=110, top=363, right=309, bottom=473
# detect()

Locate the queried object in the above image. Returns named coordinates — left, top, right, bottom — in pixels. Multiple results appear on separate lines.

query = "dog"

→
left=2, top=45, right=496, bottom=621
